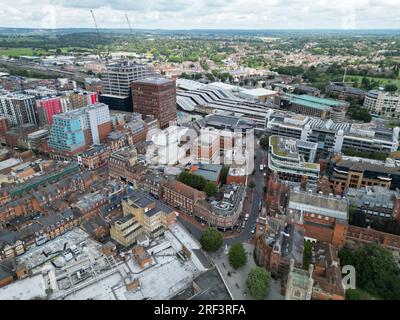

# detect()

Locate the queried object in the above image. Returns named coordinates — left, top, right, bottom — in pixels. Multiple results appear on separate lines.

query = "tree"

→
left=246, top=267, right=271, bottom=299
left=339, top=243, right=400, bottom=299
left=200, top=227, right=223, bottom=252
left=204, top=182, right=218, bottom=196
left=178, top=171, right=207, bottom=191
left=346, top=289, right=375, bottom=300
left=249, top=182, right=256, bottom=189
left=259, top=135, right=270, bottom=150
left=220, top=166, right=230, bottom=185
left=385, top=83, right=398, bottom=92
left=228, top=243, right=247, bottom=269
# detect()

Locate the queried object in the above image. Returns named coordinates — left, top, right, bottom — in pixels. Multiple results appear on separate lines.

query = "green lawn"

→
left=348, top=74, right=400, bottom=88
left=0, top=48, right=51, bottom=57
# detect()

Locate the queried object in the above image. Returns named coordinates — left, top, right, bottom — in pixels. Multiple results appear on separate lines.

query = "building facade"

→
left=363, top=90, right=400, bottom=116
left=132, top=77, right=177, bottom=129
left=0, top=93, right=38, bottom=126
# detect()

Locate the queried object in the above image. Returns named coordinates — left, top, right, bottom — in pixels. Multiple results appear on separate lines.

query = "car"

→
left=244, top=213, right=250, bottom=220
left=251, top=229, right=255, bottom=234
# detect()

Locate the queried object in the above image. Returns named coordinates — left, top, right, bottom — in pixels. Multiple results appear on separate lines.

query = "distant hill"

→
left=0, top=27, right=399, bottom=37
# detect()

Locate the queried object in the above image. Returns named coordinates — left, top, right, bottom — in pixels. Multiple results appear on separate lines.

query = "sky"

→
left=0, top=0, right=399, bottom=30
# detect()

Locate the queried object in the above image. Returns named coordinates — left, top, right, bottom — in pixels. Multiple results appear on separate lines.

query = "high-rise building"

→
left=132, top=77, right=177, bottom=129
left=100, top=61, right=152, bottom=112
left=37, top=96, right=69, bottom=125
left=0, top=93, right=38, bottom=126
left=49, top=102, right=112, bottom=156
left=49, top=113, right=86, bottom=155
left=64, top=90, right=98, bottom=110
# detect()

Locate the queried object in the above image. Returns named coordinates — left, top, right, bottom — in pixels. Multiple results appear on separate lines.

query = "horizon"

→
left=1, top=0, right=400, bottom=30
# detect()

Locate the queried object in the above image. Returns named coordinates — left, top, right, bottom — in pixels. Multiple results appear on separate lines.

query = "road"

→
left=177, top=142, right=268, bottom=245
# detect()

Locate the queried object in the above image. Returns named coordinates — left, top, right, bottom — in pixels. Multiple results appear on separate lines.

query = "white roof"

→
left=0, top=158, right=22, bottom=171
left=0, top=274, right=47, bottom=300
left=240, top=88, right=277, bottom=97
left=209, top=82, right=242, bottom=92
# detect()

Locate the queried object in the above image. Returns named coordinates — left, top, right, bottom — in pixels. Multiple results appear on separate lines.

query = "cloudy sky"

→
left=0, top=0, right=399, bottom=29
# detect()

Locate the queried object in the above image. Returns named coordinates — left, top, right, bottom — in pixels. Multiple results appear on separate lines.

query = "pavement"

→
left=208, top=243, right=284, bottom=300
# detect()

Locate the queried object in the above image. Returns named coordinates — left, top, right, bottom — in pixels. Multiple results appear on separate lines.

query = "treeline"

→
left=177, top=171, right=217, bottom=196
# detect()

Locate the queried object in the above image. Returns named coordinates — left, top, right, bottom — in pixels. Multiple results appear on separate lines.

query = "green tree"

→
left=228, top=243, right=247, bottom=269
left=339, top=243, right=400, bottom=299
left=259, top=135, right=270, bottom=150
left=249, top=182, right=256, bottom=189
left=200, top=227, right=223, bottom=252
left=246, top=267, right=271, bottom=299
left=220, top=166, right=230, bottom=185
left=177, top=171, right=207, bottom=191
left=346, top=289, right=375, bottom=300
left=385, top=83, right=398, bottom=92
left=204, top=182, right=218, bottom=196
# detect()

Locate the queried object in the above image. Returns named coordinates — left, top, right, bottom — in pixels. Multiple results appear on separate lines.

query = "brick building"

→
left=132, top=77, right=177, bottom=129
left=254, top=216, right=305, bottom=278
left=287, top=191, right=349, bottom=247
left=163, top=180, right=207, bottom=215
left=0, top=117, right=8, bottom=134
left=77, top=144, right=112, bottom=170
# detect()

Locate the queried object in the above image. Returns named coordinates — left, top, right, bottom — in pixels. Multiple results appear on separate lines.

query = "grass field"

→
left=0, top=47, right=73, bottom=58
left=348, top=74, right=400, bottom=88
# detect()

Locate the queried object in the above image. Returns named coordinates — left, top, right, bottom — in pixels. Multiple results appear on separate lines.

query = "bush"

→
left=200, top=227, right=223, bottom=252
left=204, top=182, right=218, bottom=196
left=228, top=243, right=247, bottom=269
left=246, top=267, right=271, bottom=299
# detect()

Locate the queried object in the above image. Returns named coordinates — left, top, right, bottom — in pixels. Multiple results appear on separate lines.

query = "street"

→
left=177, top=142, right=268, bottom=245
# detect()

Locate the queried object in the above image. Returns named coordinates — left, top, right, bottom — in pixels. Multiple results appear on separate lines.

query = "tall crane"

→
left=125, top=13, right=134, bottom=37
left=90, top=9, right=110, bottom=60
left=90, top=9, right=103, bottom=44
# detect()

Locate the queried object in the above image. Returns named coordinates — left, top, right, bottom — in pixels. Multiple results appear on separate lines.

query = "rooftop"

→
left=288, top=191, right=348, bottom=221
left=133, top=77, right=174, bottom=85
left=190, top=163, right=223, bottom=183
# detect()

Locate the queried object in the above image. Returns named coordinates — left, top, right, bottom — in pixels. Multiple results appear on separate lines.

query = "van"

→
left=244, top=214, right=250, bottom=221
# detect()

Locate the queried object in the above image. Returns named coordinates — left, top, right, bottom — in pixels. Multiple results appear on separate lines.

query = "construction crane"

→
left=90, top=9, right=110, bottom=60
left=90, top=9, right=102, bottom=44
left=125, top=13, right=134, bottom=37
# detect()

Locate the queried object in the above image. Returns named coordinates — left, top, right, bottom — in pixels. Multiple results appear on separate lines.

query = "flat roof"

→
left=0, top=158, right=22, bottom=171
left=0, top=274, right=47, bottom=300
left=133, top=77, right=173, bottom=85
left=241, top=88, right=277, bottom=96
left=288, top=191, right=348, bottom=221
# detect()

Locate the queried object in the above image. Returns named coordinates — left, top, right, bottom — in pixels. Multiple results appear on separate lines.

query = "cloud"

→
left=0, top=0, right=399, bottom=29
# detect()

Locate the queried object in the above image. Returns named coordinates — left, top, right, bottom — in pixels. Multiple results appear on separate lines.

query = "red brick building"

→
left=287, top=191, right=348, bottom=247
left=0, top=117, right=8, bottom=134
left=131, top=77, right=177, bottom=129
left=163, top=180, right=206, bottom=215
